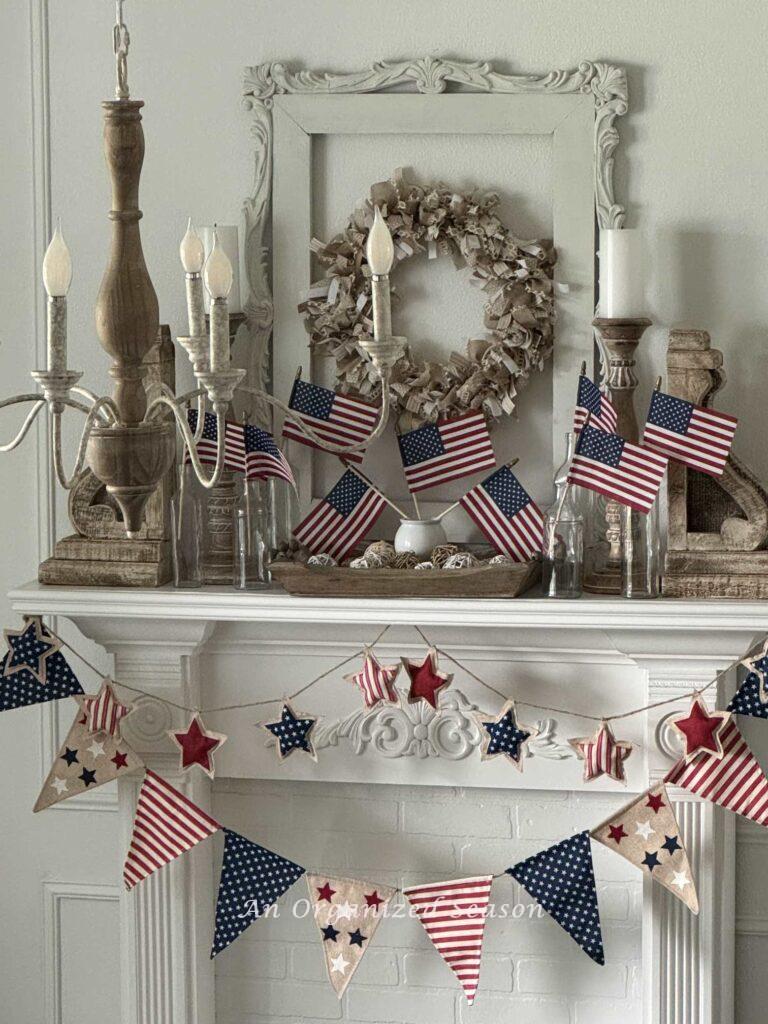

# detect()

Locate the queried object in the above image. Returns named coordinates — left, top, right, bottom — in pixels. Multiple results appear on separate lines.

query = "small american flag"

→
left=292, top=469, right=387, bottom=561
left=123, top=770, right=221, bottom=889
left=186, top=409, right=244, bottom=473
left=283, top=379, right=378, bottom=464
left=397, top=411, right=496, bottom=493
left=643, top=389, right=737, bottom=477
left=665, top=719, right=768, bottom=827
left=568, top=423, right=668, bottom=513
left=403, top=875, right=493, bottom=1004
left=243, top=424, right=295, bottom=486
left=574, top=373, right=618, bottom=434
left=460, top=466, right=543, bottom=562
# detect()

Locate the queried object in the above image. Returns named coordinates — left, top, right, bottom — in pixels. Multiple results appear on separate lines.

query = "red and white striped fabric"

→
left=568, top=424, right=668, bottom=514
left=82, top=681, right=131, bottom=737
left=397, top=412, right=496, bottom=493
left=345, top=652, right=399, bottom=709
left=665, top=719, right=768, bottom=826
left=403, top=875, right=493, bottom=1003
left=459, top=465, right=543, bottom=562
left=123, top=770, right=221, bottom=889
left=292, top=469, right=387, bottom=562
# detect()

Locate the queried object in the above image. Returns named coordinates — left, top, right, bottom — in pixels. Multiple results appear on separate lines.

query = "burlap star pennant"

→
left=34, top=695, right=144, bottom=812
left=591, top=783, right=699, bottom=913
left=307, top=875, right=396, bottom=997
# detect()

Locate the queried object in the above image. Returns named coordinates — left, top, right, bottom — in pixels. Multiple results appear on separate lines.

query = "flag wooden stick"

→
left=349, top=466, right=409, bottom=519
left=580, top=360, right=587, bottom=376
left=654, top=375, right=662, bottom=391
left=435, top=458, right=519, bottom=522
left=412, top=493, right=422, bottom=520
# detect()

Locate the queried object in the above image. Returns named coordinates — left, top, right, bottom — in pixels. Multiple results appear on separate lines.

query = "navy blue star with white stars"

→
left=4, top=620, right=59, bottom=681
left=0, top=631, right=83, bottom=712
left=263, top=703, right=317, bottom=760
left=727, top=672, right=768, bottom=720
left=647, top=391, right=694, bottom=436
left=481, top=704, right=531, bottom=764
left=211, top=829, right=305, bottom=958
left=507, top=831, right=604, bottom=964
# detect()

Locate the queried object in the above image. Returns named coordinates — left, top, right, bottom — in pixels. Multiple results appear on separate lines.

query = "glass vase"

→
left=621, top=497, right=661, bottom=598
left=233, top=477, right=271, bottom=590
left=268, top=476, right=299, bottom=556
left=542, top=432, right=584, bottom=598
left=171, top=465, right=205, bottom=588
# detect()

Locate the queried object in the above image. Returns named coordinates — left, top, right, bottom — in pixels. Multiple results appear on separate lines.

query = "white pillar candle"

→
left=200, top=225, right=241, bottom=313
left=598, top=228, right=644, bottom=318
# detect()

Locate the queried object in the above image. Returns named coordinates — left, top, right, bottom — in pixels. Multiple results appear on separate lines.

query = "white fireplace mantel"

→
left=11, top=581, right=763, bottom=1024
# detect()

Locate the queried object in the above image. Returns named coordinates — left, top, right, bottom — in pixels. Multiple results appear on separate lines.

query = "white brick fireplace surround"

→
left=12, top=584, right=768, bottom=1024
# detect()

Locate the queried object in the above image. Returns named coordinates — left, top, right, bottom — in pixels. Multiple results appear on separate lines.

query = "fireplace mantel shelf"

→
left=8, top=580, right=768, bottom=637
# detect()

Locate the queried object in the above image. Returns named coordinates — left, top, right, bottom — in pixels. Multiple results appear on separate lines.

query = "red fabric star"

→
left=317, top=882, right=336, bottom=902
left=364, top=890, right=384, bottom=910
left=111, top=751, right=129, bottom=770
left=608, top=824, right=628, bottom=844
left=671, top=698, right=731, bottom=762
left=646, top=791, right=665, bottom=813
left=401, top=649, right=452, bottom=709
left=168, top=714, right=226, bottom=779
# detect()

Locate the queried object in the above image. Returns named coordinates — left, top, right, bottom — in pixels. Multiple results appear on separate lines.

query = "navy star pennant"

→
left=211, top=829, right=305, bottom=958
left=0, top=624, right=83, bottom=713
left=507, top=831, right=604, bottom=965
left=727, top=672, right=768, bottom=720
left=261, top=700, right=318, bottom=762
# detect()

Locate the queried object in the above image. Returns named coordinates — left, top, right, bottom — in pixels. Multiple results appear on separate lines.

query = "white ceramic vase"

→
left=393, top=518, right=447, bottom=558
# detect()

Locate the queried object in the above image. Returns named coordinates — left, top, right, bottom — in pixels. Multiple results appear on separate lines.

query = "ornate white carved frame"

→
left=241, top=58, right=629, bottom=508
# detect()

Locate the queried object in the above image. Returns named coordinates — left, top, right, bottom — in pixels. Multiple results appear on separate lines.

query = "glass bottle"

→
left=233, top=477, right=271, bottom=590
left=171, top=464, right=205, bottom=588
left=621, top=497, right=661, bottom=598
left=268, top=476, right=299, bottom=556
left=542, top=432, right=584, bottom=598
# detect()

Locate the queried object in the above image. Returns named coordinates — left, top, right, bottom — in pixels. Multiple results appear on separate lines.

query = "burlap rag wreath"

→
left=299, top=170, right=557, bottom=428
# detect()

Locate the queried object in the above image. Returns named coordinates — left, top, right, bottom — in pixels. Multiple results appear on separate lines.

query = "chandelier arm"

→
left=51, top=396, right=120, bottom=490
left=70, top=386, right=118, bottom=423
left=0, top=397, right=46, bottom=453
left=235, top=374, right=392, bottom=454
left=144, top=393, right=226, bottom=489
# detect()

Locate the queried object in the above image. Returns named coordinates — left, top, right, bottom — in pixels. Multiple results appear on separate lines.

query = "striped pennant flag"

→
left=293, top=469, right=387, bottom=562
left=664, top=719, right=768, bottom=827
left=567, top=423, right=667, bottom=514
left=123, top=770, right=221, bottom=889
left=574, top=373, right=618, bottom=434
left=403, top=875, right=493, bottom=1004
left=283, top=379, right=378, bottom=465
left=397, top=411, right=496, bottom=494
left=81, top=680, right=132, bottom=738
left=643, top=389, right=737, bottom=477
left=459, top=465, right=543, bottom=562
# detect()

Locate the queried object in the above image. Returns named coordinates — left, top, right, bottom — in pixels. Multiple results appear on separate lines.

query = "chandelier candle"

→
left=204, top=234, right=233, bottom=374
left=179, top=219, right=206, bottom=340
left=42, top=225, right=72, bottom=374
left=366, top=206, right=395, bottom=346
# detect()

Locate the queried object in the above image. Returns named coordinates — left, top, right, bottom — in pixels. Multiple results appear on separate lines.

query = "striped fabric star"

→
left=123, top=770, right=221, bottom=889
left=81, top=680, right=133, bottom=738
left=403, top=875, right=493, bottom=1004
left=345, top=651, right=400, bottom=709
left=569, top=721, right=632, bottom=783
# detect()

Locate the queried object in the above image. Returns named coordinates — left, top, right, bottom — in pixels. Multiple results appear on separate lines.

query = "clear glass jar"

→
left=171, top=465, right=205, bottom=588
left=233, top=478, right=271, bottom=590
left=267, top=476, right=299, bottom=556
left=542, top=432, right=584, bottom=598
left=621, top=497, right=661, bottom=598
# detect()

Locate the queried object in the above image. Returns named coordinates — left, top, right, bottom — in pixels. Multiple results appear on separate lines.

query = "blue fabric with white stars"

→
left=264, top=704, right=316, bottom=757
left=398, top=423, right=445, bottom=467
left=211, top=828, right=305, bottom=958
left=727, top=672, right=768, bottom=720
left=0, top=648, right=83, bottom=712
left=576, top=424, right=624, bottom=467
left=483, top=706, right=531, bottom=760
left=647, top=391, right=694, bottom=435
left=481, top=467, right=534, bottom=518
left=186, top=408, right=218, bottom=440
left=577, top=375, right=607, bottom=415
left=289, top=379, right=336, bottom=421
left=244, top=424, right=281, bottom=458
left=507, top=830, right=605, bottom=965
left=326, top=470, right=369, bottom=517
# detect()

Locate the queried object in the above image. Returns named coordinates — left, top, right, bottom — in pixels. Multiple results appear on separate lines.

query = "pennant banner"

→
left=123, top=770, right=221, bottom=889
left=307, top=875, right=396, bottom=997
left=727, top=672, right=768, bottom=721
left=34, top=694, right=144, bottom=812
left=665, top=718, right=768, bottom=826
left=404, top=875, right=493, bottom=1004
left=212, top=829, right=305, bottom=958
left=1, top=618, right=83, bottom=712
left=591, top=784, right=699, bottom=913
left=507, top=831, right=604, bottom=965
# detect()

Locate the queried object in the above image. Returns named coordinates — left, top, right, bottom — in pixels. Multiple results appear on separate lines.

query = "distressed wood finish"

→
left=662, top=327, right=768, bottom=598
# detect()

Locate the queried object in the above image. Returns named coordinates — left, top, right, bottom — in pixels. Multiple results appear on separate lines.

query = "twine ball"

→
left=307, top=553, right=337, bottom=568
left=431, top=543, right=460, bottom=568
left=443, top=552, right=478, bottom=570
left=393, top=551, right=420, bottom=570
left=349, top=555, right=374, bottom=569
left=363, top=540, right=397, bottom=567
left=414, top=561, right=436, bottom=571
left=488, top=553, right=513, bottom=566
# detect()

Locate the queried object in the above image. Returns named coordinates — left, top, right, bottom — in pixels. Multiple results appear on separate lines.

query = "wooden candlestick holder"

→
left=582, top=316, right=652, bottom=595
